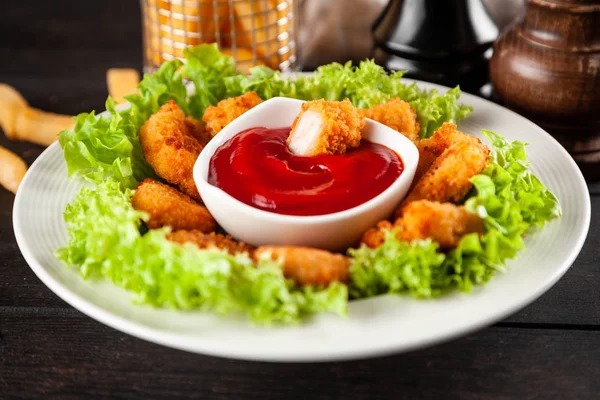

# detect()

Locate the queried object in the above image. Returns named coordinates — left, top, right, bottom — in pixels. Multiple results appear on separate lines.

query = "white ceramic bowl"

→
left=193, top=97, right=418, bottom=251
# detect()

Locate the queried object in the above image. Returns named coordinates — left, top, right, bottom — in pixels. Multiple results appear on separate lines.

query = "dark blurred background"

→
left=0, top=0, right=143, bottom=116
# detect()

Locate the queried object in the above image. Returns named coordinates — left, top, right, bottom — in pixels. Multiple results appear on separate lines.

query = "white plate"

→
left=13, top=80, right=591, bottom=362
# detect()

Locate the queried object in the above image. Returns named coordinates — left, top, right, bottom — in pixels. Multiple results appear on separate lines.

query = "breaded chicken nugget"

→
left=414, top=122, right=464, bottom=184
left=202, top=92, right=263, bottom=136
left=396, top=124, right=489, bottom=219
left=287, top=99, right=365, bottom=156
left=403, top=139, right=489, bottom=206
left=167, top=230, right=254, bottom=255
left=361, top=200, right=484, bottom=249
left=255, top=246, right=349, bottom=287
left=139, top=100, right=204, bottom=201
left=132, top=178, right=216, bottom=233
left=185, top=116, right=212, bottom=147
left=360, top=220, right=394, bottom=249
left=398, top=201, right=484, bottom=248
left=360, top=98, right=420, bottom=143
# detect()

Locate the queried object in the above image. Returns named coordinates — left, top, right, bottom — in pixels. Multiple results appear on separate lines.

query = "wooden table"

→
left=1, top=1, right=599, bottom=398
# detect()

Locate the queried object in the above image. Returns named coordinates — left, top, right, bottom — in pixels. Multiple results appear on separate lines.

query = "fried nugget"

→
left=360, top=98, right=420, bottom=143
left=132, top=178, right=216, bottom=233
left=360, top=220, right=394, bottom=249
left=287, top=99, right=364, bottom=156
left=404, top=139, right=489, bottom=206
left=255, top=246, right=349, bottom=287
left=361, top=200, right=484, bottom=249
left=398, top=201, right=484, bottom=248
left=202, top=92, right=263, bottom=136
left=414, top=122, right=465, bottom=184
left=397, top=124, right=489, bottom=218
left=167, top=230, right=254, bottom=255
left=139, top=100, right=205, bottom=201
left=185, top=116, right=212, bottom=147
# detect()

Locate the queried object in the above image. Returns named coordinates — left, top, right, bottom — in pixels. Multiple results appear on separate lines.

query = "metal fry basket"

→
left=141, top=0, right=298, bottom=73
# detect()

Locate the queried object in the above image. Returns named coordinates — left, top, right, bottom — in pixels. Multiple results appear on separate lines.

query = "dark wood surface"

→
left=1, top=1, right=598, bottom=398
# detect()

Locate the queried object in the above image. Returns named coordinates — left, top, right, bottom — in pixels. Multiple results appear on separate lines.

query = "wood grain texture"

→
left=489, top=0, right=600, bottom=180
left=1, top=311, right=599, bottom=399
left=0, top=0, right=598, bottom=398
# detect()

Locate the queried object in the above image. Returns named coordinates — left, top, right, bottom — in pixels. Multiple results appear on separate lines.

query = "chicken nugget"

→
left=287, top=99, right=364, bottom=156
left=132, top=178, right=216, bottom=233
left=397, top=200, right=484, bottom=248
left=361, top=200, right=484, bottom=249
left=414, top=123, right=485, bottom=185
left=403, top=139, right=489, bottom=207
left=360, top=98, right=420, bottom=143
left=361, top=220, right=394, bottom=249
left=139, top=100, right=205, bottom=201
left=255, top=246, right=349, bottom=287
left=167, top=230, right=254, bottom=255
left=202, top=92, right=263, bottom=136
left=185, top=116, right=212, bottom=147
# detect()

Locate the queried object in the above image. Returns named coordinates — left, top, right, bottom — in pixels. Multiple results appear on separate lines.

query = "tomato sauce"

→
left=208, top=127, right=403, bottom=216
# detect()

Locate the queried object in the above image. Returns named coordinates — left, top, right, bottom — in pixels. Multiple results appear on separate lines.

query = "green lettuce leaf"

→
left=182, top=44, right=237, bottom=118
left=57, top=45, right=559, bottom=323
left=58, top=59, right=188, bottom=188
left=56, top=180, right=347, bottom=324
left=349, top=131, right=561, bottom=298
left=349, top=235, right=445, bottom=298
left=224, top=60, right=472, bottom=138
left=60, top=46, right=472, bottom=188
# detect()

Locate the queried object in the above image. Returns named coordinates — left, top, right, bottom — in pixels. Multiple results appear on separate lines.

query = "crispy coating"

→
left=185, top=116, right=212, bottom=147
left=139, top=100, right=205, bottom=201
left=399, top=201, right=484, bottom=248
left=202, top=92, right=263, bottom=136
left=360, top=220, right=394, bottom=249
left=255, top=246, right=349, bottom=287
left=361, top=200, right=484, bottom=249
left=360, top=98, right=420, bottom=143
left=287, top=98, right=365, bottom=156
left=132, top=178, right=216, bottom=233
left=414, top=122, right=465, bottom=184
left=167, top=230, right=254, bottom=255
left=398, top=123, right=490, bottom=218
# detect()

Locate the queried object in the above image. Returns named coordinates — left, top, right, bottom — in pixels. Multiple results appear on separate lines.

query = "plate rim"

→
left=12, top=79, right=592, bottom=362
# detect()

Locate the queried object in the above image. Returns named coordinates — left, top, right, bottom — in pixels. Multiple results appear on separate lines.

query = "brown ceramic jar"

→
left=490, top=0, right=600, bottom=180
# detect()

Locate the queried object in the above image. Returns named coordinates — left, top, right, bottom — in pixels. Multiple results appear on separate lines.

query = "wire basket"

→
left=141, top=0, right=298, bottom=74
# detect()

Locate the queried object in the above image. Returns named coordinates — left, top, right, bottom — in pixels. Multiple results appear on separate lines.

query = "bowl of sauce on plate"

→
left=208, top=126, right=404, bottom=216
left=194, top=97, right=419, bottom=251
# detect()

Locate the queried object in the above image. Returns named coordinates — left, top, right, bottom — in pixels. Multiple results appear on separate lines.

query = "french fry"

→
left=232, top=2, right=278, bottom=67
left=1, top=83, right=74, bottom=147
left=232, top=0, right=291, bottom=69
left=107, top=68, right=141, bottom=104
left=0, top=83, right=29, bottom=139
left=221, top=48, right=265, bottom=74
left=13, top=108, right=74, bottom=147
left=155, top=0, right=231, bottom=60
left=0, top=146, right=27, bottom=194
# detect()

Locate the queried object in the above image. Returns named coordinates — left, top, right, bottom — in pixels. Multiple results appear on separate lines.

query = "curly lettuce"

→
left=225, top=61, right=472, bottom=138
left=56, top=180, right=347, bottom=324
left=349, top=130, right=561, bottom=298
left=58, top=59, right=188, bottom=188
left=57, top=44, right=559, bottom=323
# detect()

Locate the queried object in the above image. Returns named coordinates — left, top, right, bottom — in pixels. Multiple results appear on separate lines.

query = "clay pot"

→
left=490, top=0, right=600, bottom=180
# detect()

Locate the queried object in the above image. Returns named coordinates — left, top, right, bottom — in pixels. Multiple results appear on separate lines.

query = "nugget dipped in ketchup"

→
left=208, top=99, right=403, bottom=216
left=287, top=99, right=365, bottom=156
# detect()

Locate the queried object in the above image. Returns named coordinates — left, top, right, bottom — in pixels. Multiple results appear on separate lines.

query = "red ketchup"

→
left=208, top=127, right=403, bottom=216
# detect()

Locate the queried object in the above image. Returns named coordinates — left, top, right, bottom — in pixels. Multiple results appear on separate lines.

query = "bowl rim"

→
left=193, top=97, right=419, bottom=224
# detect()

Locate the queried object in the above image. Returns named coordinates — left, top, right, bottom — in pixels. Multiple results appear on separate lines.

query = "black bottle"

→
left=372, top=0, right=499, bottom=91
